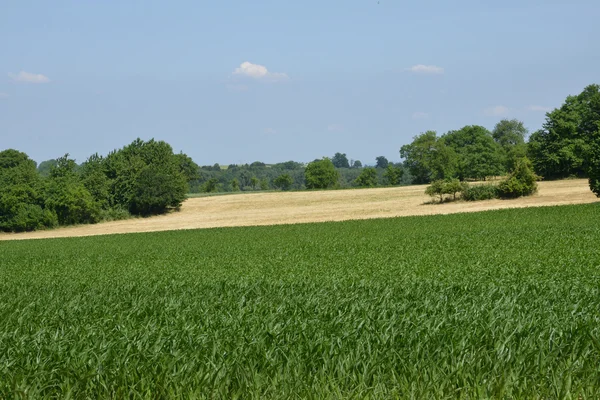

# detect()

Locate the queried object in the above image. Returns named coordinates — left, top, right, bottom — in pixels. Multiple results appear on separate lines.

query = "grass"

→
left=1, top=204, right=600, bottom=398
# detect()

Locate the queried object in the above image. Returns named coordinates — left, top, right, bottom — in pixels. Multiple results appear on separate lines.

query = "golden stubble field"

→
left=1, top=179, right=597, bottom=241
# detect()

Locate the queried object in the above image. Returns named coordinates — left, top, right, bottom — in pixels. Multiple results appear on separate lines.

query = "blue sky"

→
left=1, top=0, right=598, bottom=166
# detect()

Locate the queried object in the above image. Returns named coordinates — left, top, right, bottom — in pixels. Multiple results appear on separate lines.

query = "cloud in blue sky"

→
left=8, top=71, right=50, bottom=83
left=406, top=64, right=444, bottom=74
left=233, top=62, right=288, bottom=82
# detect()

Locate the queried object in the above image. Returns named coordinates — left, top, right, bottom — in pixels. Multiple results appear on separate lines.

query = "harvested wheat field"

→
left=1, top=179, right=597, bottom=241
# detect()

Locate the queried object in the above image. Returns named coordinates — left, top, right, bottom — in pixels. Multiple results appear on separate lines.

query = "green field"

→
left=1, top=204, right=600, bottom=398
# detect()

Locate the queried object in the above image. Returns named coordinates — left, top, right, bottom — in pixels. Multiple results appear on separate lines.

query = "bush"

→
left=462, top=184, right=499, bottom=201
left=425, top=180, right=445, bottom=202
left=305, top=158, right=339, bottom=189
left=354, top=167, right=378, bottom=187
left=98, top=206, right=131, bottom=222
left=129, top=167, right=187, bottom=216
left=273, top=174, right=293, bottom=190
left=589, top=145, right=600, bottom=197
left=497, top=157, right=540, bottom=198
left=44, top=177, right=101, bottom=225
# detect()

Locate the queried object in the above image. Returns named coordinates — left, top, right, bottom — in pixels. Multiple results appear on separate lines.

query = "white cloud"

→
left=484, top=105, right=510, bottom=116
left=412, top=111, right=429, bottom=119
left=263, top=127, right=277, bottom=135
left=0, top=92, right=8, bottom=98
left=233, top=62, right=288, bottom=82
left=9, top=71, right=50, bottom=83
left=527, top=105, right=552, bottom=112
left=406, top=64, right=444, bottom=74
left=327, top=123, right=344, bottom=132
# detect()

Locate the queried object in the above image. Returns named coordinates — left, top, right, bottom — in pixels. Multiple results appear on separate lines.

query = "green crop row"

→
left=1, top=204, right=600, bottom=398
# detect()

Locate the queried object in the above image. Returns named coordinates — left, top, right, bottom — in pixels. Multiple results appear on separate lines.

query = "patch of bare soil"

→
left=1, top=179, right=597, bottom=241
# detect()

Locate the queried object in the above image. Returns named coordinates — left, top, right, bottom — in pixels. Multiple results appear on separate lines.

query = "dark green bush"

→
left=497, top=157, right=540, bottom=198
left=129, top=167, right=187, bottom=216
left=461, top=184, right=499, bottom=201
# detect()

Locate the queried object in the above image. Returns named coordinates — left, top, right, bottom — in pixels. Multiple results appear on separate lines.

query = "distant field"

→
left=1, top=179, right=596, bottom=241
left=1, top=204, right=600, bottom=397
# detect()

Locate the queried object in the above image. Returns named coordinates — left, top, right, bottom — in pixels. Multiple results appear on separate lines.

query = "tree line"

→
left=1, top=84, right=599, bottom=232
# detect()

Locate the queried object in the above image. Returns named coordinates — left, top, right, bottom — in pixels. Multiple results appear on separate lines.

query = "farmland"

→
left=1, top=203, right=600, bottom=397
left=1, top=178, right=596, bottom=241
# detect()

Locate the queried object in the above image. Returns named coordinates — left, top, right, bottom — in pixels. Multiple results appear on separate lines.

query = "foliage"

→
left=351, top=160, right=362, bottom=168
left=383, top=164, right=403, bottom=185
left=461, top=183, right=499, bottom=201
left=424, top=179, right=445, bottom=202
left=497, top=157, right=540, bottom=198
left=354, top=167, right=378, bottom=187
left=2, top=205, right=600, bottom=397
left=493, top=119, right=528, bottom=171
left=375, top=156, right=389, bottom=169
left=104, top=138, right=188, bottom=214
left=443, top=125, right=504, bottom=180
left=400, top=131, right=458, bottom=183
left=528, top=84, right=600, bottom=179
left=305, top=158, right=339, bottom=189
left=128, top=166, right=187, bottom=215
left=273, top=173, right=293, bottom=190
left=425, top=178, right=465, bottom=202
left=230, top=178, right=240, bottom=191
left=331, top=152, right=350, bottom=168
left=0, top=150, right=56, bottom=232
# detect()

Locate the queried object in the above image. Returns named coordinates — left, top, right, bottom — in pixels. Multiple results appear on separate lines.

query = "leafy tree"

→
left=104, top=138, right=188, bottom=214
left=203, top=178, right=219, bottom=193
left=383, top=164, right=403, bottom=185
left=442, top=125, right=504, bottom=180
left=273, top=174, right=293, bottom=190
left=401, top=131, right=458, bottom=183
left=250, top=176, right=259, bottom=190
left=250, top=161, right=266, bottom=168
left=425, top=180, right=445, bottom=202
left=352, top=160, right=362, bottom=168
left=332, top=152, right=350, bottom=169
left=174, top=152, right=200, bottom=183
left=375, top=156, right=389, bottom=169
left=493, top=119, right=528, bottom=171
left=273, top=160, right=303, bottom=170
left=0, top=149, right=56, bottom=232
left=37, top=159, right=58, bottom=177
left=44, top=154, right=101, bottom=225
left=528, top=84, right=600, bottom=179
left=128, top=166, right=187, bottom=215
left=260, top=178, right=269, bottom=191
left=80, top=153, right=111, bottom=208
left=497, top=157, right=540, bottom=198
left=355, top=167, right=378, bottom=187
left=231, top=178, right=240, bottom=191
left=305, top=158, right=339, bottom=189
left=442, top=178, right=465, bottom=201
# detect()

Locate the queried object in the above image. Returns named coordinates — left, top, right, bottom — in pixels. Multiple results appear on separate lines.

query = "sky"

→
left=1, top=0, right=599, bottom=166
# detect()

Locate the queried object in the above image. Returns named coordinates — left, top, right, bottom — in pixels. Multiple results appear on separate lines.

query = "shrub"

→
left=425, top=180, right=445, bottom=202
left=305, top=158, right=339, bottom=189
left=129, top=167, right=187, bottom=216
left=462, top=184, right=499, bottom=201
left=98, top=206, right=131, bottom=222
left=354, top=167, right=378, bottom=187
left=497, top=157, right=540, bottom=198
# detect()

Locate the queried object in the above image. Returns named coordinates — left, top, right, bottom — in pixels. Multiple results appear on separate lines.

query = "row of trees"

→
left=191, top=155, right=408, bottom=193
left=2, top=84, right=598, bottom=232
left=400, top=84, right=599, bottom=197
left=1, top=139, right=198, bottom=232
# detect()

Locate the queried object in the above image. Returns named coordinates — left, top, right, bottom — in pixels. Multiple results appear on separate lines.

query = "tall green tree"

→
left=493, top=119, right=528, bottom=171
left=442, top=125, right=504, bottom=180
left=528, top=84, right=600, bottom=179
left=400, top=131, right=458, bottom=184
left=0, top=149, right=56, bottom=232
left=332, top=152, right=350, bottom=169
left=305, top=158, right=339, bottom=189
left=383, top=164, right=403, bottom=185
left=375, top=156, right=389, bottom=169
